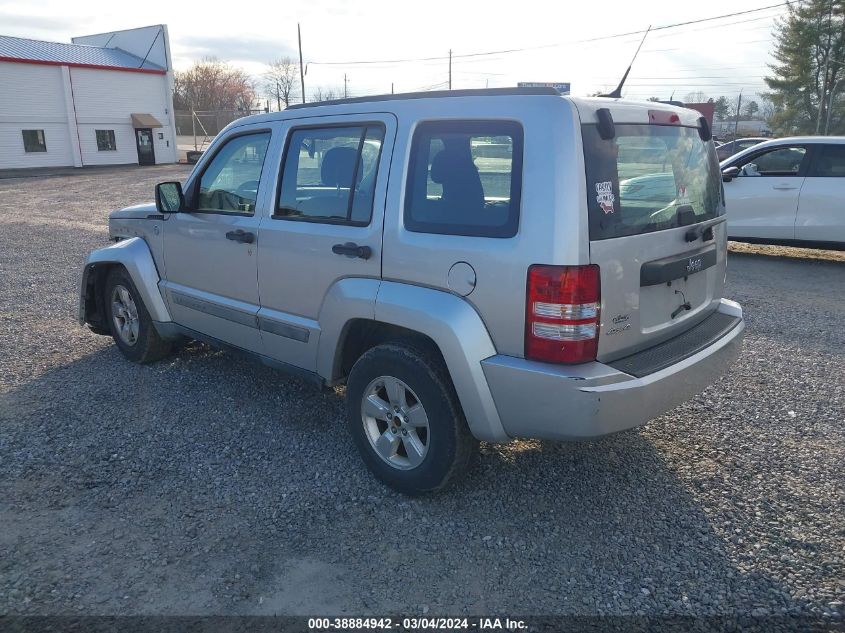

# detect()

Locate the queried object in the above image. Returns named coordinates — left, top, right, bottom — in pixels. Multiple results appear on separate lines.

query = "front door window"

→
left=738, top=147, right=806, bottom=177
left=196, top=133, right=271, bottom=214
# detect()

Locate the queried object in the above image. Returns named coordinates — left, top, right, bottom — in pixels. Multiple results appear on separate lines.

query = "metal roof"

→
left=0, top=34, right=165, bottom=73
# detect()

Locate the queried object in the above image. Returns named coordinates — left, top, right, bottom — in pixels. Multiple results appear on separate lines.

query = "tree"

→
left=310, top=87, right=341, bottom=102
left=265, top=57, right=299, bottom=110
left=684, top=91, right=709, bottom=103
left=713, top=96, right=731, bottom=120
left=765, top=0, right=845, bottom=135
left=173, top=58, right=256, bottom=112
left=646, top=96, right=661, bottom=102
left=743, top=100, right=760, bottom=118
left=759, top=96, right=779, bottom=122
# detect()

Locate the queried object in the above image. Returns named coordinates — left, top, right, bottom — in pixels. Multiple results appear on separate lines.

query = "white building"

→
left=0, top=25, right=177, bottom=169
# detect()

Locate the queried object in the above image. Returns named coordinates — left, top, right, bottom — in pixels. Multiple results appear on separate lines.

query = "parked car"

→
left=79, top=89, right=744, bottom=494
left=721, top=136, right=845, bottom=247
left=716, top=137, right=769, bottom=161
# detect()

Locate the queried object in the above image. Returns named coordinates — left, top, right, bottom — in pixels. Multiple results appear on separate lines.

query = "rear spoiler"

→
left=593, top=108, right=713, bottom=142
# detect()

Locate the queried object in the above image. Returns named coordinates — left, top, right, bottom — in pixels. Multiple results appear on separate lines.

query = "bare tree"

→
left=265, top=57, right=299, bottom=111
left=729, top=96, right=743, bottom=121
left=173, top=58, right=256, bottom=112
left=758, top=96, right=779, bottom=122
left=309, top=86, right=342, bottom=102
left=684, top=91, right=709, bottom=103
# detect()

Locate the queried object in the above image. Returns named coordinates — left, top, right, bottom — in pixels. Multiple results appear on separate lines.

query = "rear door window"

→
left=276, top=125, right=385, bottom=225
left=583, top=123, right=722, bottom=240
left=809, top=144, right=845, bottom=177
left=404, top=120, right=523, bottom=238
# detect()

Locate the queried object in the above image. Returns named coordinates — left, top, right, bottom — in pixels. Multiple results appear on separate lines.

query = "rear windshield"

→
left=582, top=123, right=723, bottom=240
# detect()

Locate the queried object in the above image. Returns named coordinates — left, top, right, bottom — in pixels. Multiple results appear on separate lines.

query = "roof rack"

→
left=286, top=86, right=561, bottom=110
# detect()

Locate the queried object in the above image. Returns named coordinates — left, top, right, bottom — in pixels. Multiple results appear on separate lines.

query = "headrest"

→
left=430, top=149, right=475, bottom=184
left=321, top=147, right=359, bottom=187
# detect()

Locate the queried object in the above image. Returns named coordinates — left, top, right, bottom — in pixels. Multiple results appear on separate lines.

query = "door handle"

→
left=332, top=242, right=372, bottom=260
left=772, top=184, right=797, bottom=191
left=226, top=229, right=255, bottom=244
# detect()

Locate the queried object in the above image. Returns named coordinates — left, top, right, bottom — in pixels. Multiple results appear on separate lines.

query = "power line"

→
left=307, top=2, right=789, bottom=66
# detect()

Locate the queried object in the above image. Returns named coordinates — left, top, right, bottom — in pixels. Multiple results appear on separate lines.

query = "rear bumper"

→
left=481, top=299, right=744, bottom=440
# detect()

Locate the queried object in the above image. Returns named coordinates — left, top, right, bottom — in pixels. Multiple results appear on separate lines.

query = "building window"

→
left=96, top=130, right=117, bottom=151
left=22, top=130, right=47, bottom=153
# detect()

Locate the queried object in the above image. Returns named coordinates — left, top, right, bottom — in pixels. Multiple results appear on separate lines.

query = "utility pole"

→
left=733, top=90, right=743, bottom=140
left=275, top=81, right=281, bottom=111
left=344, top=73, right=348, bottom=98
left=448, top=49, right=452, bottom=90
left=298, top=23, right=306, bottom=104
left=391, top=82, right=394, bottom=94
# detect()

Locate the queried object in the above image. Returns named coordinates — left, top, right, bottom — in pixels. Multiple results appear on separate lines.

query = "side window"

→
left=740, top=146, right=806, bottom=177
left=196, top=132, right=271, bottom=214
left=810, top=144, right=845, bottom=177
left=22, top=129, right=46, bottom=152
left=277, top=125, right=385, bottom=224
left=96, top=130, right=116, bottom=151
left=404, top=120, right=523, bottom=238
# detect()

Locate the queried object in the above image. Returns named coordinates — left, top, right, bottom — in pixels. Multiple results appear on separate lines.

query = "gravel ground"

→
left=0, top=165, right=843, bottom=623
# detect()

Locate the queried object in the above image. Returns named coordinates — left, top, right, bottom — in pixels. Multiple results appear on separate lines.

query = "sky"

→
left=0, top=0, right=785, bottom=104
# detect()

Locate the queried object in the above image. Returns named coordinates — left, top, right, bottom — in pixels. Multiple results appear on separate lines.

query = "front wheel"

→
left=104, top=267, right=172, bottom=364
left=346, top=342, right=477, bottom=495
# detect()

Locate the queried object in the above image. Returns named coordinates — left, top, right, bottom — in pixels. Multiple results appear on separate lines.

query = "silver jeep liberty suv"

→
left=80, top=88, right=744, bottom=494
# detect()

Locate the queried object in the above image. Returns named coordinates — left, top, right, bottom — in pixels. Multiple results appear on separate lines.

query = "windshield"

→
left=582, top=123, right=723, bottom=240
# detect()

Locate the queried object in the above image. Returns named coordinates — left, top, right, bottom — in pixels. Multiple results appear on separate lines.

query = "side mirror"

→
left=155, top=181, right=184, bottom=213
left=721, top=166, right=741, bottom=182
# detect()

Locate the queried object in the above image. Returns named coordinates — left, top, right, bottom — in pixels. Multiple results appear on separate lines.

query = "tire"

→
left=104, top=267, right=172, bottom=364
left=346, top=342, right=477, bottom=495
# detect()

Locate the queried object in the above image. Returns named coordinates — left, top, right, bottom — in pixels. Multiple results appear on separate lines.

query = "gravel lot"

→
left=1, top=165, right=843, bottom=623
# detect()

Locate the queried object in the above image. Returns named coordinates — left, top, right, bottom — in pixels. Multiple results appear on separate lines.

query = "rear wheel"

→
left=104, top=267, right=172, bottom=364
left=346, top=342, right=477, bottom=495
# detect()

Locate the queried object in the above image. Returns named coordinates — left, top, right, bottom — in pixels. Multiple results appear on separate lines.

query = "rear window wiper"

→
left=684, top=216, right=727, bottom=242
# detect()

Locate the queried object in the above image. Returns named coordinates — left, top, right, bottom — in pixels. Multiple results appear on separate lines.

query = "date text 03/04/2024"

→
left=307, top=617, right=528, bottom=630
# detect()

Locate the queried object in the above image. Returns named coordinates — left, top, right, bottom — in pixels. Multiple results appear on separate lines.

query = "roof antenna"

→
left=600, top=25, right=651, bottom=98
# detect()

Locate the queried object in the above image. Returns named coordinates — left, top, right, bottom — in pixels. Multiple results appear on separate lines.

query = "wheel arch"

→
left=318, top=279, right=508, bottom=443
left=80, top=237, right=171, bottom=332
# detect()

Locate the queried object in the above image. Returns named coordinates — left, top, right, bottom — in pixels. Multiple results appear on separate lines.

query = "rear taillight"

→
left=525, top=264, right=601, bottom=364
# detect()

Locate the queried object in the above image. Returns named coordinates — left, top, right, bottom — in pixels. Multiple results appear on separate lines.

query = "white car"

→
left=721, top=136, right=845, bottom=247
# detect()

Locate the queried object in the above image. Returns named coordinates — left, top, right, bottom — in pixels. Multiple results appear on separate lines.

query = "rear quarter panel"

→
left=381, top=96, right=588, bottom=358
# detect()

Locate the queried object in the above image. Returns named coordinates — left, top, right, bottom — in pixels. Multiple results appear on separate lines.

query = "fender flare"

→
left=372, top=281, right=507, bottom=443
left=79, top=237, right=171, bottom=326
left=317, top=280, right=507, bottom=441
left=316, top=277, right=379, bottom=378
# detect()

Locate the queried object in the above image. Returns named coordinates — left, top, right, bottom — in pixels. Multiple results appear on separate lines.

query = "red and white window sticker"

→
left=595, top=181, right=615, bottom=214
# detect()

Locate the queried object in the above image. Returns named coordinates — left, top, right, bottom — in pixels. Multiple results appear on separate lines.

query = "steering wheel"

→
left=236, top=180, right=260, bottom=198
left=209, top=189, right=242, bottom=211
